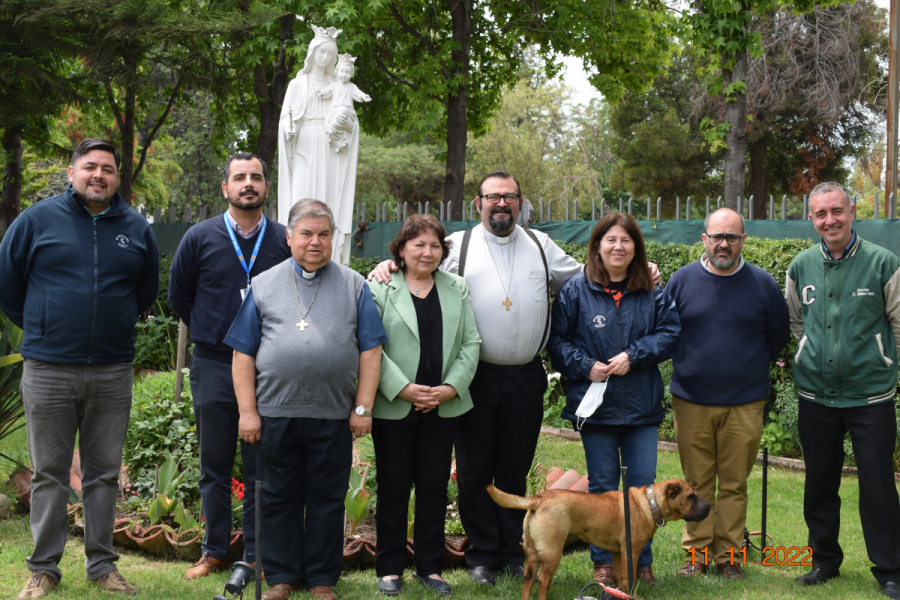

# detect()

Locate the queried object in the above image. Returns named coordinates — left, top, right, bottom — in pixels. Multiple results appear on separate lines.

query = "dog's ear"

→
left=665, top=482, right=682, bottom=499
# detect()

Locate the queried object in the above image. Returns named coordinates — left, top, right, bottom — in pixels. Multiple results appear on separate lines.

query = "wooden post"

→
left=886, top=0, right=899, bottom=216
left=174, top=320, right=188, bottom=400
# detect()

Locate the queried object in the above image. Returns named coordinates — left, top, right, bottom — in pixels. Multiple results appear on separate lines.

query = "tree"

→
left=0, top=7, right=81, bottom=230
left=692, top=0, right=886, bottom=215
left=608, top=54, right=722, bottom=209
left=687, top=0, right=844, bottom=208
left=294, top=0, right=677, bottom=219
left=14, top=0, right=283, bottom=204
left=355, top=133, right=444, bottom=210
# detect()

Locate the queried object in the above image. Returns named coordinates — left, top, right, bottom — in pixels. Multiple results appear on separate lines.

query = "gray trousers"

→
left=21, top=359, right=133, bottom=582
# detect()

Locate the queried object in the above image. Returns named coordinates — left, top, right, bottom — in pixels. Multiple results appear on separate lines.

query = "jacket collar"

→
left=64, top=184, right=130, bottom=220
left=819, top=229, right=861, bottom=261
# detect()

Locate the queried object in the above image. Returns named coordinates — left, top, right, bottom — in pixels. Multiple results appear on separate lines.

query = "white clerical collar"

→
left=701, top=254, right=745, bottom=276
left=292, top=259, right=324, bottom=280
left=482, top=225, right=518, bottom=245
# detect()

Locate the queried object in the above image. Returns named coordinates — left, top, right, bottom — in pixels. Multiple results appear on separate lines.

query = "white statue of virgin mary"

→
left=278, top=24, right=361, bottom=264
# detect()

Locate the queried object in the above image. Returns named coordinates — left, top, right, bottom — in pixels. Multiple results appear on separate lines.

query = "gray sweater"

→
left=252, top=259, right=364, bottom=419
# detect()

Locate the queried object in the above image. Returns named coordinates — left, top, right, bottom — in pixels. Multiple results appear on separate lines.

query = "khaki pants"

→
left=673, top=395, right=765, bottom=563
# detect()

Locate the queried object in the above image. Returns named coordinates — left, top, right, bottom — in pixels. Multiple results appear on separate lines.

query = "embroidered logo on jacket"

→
left=116, top=234, right=130, bottom=248
left=852, top=288, right=874, bottom=297
left=802, top=284, right=816, bottom=305
left=591, top=315, right=607, bottom=329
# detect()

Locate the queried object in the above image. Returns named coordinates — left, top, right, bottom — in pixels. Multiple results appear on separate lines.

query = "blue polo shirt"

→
left=225, top=259, right=387, bottom=357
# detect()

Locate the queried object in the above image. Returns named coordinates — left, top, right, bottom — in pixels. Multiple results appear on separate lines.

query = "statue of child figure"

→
left=317, top=54, right=371, bottom=152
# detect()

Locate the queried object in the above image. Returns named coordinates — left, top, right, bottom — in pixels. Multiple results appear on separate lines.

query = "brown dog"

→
left=488, top=478, right=710, bottom=600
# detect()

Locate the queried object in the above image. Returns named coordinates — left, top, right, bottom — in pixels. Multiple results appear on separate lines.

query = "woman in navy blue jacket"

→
left=548, top=212, right=680, bottom=587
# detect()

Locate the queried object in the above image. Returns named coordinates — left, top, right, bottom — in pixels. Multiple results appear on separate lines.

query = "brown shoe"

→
left=184, top=553, right=228, bottom=579
left=261, top=583, right=301, bottom=600
left=248, top=562, right=266, bottom=583
left=677, top=555, right=708, bottom=577
left=593, top=563, right=614, bottom=586
left=310, top=585, right=338, bottom=600
left=637, top=566, right=658, bottom=586
left=88, top=569, right=138, bottom=595
left=17, top=571, right=56, bottom=600
left=717, top=562, right=747, bottom=579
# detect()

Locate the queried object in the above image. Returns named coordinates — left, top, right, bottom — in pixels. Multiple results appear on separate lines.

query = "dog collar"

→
left=646, top=487, right=666, bottom=527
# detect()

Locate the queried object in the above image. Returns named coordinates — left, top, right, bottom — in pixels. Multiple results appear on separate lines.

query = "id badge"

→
left=240, top=286, right=249, bottom=301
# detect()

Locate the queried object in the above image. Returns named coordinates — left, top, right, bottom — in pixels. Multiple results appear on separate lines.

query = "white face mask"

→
left=574, top=381, right=607, bottom=430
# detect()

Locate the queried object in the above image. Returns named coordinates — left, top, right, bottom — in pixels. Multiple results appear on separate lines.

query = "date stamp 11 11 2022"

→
left=689, top=545, right=814, bottom=567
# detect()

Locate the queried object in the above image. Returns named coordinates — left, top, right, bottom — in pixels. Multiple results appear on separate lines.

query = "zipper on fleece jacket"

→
left=88, top=219, right=99, bottom=363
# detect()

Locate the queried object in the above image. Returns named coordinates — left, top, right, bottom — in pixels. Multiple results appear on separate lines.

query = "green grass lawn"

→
left=0, top=435, right=894, bottom=599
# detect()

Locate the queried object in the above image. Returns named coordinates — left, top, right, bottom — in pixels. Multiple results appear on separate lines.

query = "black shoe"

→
left=881, top=581, right=900, bottom=599
left=795, top=567, right=840, bottom=585
left=377, top=577, right=402, bottom=596
left=414, top=573, right=452, bottom=595
left=501, top=565, right=525, bottom=579
left=468, top=566, right=496, bottom=586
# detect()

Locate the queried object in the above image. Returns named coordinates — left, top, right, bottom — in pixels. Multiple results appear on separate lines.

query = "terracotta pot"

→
left=126, top=524, right=171, bottom=556
left=12, top=468, right=32, bottom=509
left=443, top=537, right=470, bottom=567
left=113, top=518, right=142, bottom=551
left=227, top=530, right=244, bottom=563
left=165, top=528, right=204, bottom=561
left=549, top=469, right=582, bottom=491
left=358, top=539, right=376, bottom=569
left=342, top=538, right=365, bottom=568
left=545, top=467, right=565, bottom=489
left=570, top=475, right=590, bottom=493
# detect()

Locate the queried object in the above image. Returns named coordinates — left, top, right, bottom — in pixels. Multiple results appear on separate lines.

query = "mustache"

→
left=89, top=179, right=107, bottom=187
left=491, top=206, right=512, bottom=215
left=240, top=190, right=258, bottom=197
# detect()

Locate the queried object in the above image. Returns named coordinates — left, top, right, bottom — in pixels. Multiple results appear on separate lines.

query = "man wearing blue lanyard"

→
left=169, top=153, right=291, bottom=580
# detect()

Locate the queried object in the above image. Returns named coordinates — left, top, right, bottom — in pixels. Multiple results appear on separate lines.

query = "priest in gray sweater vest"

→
left=225, top=199, right=387, bottom=600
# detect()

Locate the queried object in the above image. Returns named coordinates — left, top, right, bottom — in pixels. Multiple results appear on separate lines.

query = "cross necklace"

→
left=484, top=233, right=516, bottom=311
left=292, top=265, right=324, bottom=332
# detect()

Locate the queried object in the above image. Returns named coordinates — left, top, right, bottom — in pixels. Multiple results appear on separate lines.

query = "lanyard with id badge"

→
left=224, top=213, right=267, bottom=301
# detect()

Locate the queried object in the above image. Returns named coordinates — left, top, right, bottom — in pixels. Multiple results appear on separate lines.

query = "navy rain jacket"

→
left=548, top=272, right=681, bottom=427
left=0, top=185, right=159, bottom=363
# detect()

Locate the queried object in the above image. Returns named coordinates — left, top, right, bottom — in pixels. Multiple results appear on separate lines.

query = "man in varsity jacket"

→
left=786, top=181, right=900, bottom=599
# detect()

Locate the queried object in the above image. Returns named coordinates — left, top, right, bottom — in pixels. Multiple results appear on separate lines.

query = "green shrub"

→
left=133, top=304, right=178, bottom=371
left=123, top=371, right=200, bottom=504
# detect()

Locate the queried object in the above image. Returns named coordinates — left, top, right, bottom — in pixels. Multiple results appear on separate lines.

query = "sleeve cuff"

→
left=224, top=335, right=258, bottom=358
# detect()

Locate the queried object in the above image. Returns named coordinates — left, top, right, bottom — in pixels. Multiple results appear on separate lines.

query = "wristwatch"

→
left=354, top=405, right=373, bottom=417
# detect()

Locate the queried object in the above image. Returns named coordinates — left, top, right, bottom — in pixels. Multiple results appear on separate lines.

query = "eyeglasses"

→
left=479, top=193, right=520, bottom=204
left=704, top=232, right=744, bottom=245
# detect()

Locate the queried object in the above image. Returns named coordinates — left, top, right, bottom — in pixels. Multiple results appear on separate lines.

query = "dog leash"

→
left=645, top=487, right=666, bottom=528
left=575, top=581, right=633, bottom=600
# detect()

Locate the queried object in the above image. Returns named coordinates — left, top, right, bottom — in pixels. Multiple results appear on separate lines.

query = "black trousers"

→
left=257, top=416, right=351, bottom=588
left=455, top=358, right=547, bottom=570
left=190, top=356, right=258, bottom=562
left=372, top=415, right=460, bottom=577
left=798, top=399, right=900, bottom=583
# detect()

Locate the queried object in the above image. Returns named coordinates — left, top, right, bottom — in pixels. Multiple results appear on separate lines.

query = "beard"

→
left=81, top=179, right=111, bottom=207
left=707, top=247, right=740, bottom=270
left=488, top=205, right=515, bottom=235
left=229, top=190, right=266, bottom=211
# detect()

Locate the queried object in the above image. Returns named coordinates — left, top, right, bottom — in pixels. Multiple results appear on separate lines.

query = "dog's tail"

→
left=487, top=485, right=541, bottom=511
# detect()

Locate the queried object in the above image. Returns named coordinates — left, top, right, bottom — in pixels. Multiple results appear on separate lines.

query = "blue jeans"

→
left=190, top=356, right=257, bottom=563
left=21, top=359, right=133, bottom=582
left=580, top=424, right=658, bottom=567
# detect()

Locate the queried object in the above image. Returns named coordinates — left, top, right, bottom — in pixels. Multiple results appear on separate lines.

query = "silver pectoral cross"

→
left=296, top=319, right=309, bottom=332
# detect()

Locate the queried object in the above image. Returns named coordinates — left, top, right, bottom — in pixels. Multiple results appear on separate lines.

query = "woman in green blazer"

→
left=367, top=214, right=481, bottom=596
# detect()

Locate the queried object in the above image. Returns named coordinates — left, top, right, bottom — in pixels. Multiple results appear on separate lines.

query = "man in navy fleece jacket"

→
left=0, top=138, right=158, bottom=599
left=168, top=153, right=290, bottom=581
left=666, top=208, right=789, bottom=580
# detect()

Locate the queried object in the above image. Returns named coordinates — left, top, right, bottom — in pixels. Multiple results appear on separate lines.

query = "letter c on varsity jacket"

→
left=802, top=284, right=816, bottom=306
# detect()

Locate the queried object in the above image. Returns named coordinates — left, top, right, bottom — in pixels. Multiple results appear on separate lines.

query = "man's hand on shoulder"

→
left=649, top=262, right=661, bottom=287
left=367, top=260, right=398, bottom=284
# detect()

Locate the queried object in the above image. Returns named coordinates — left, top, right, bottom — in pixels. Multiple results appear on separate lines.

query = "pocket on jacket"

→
left=875, top=333, right=895, bottom=367
left=529, top=271, right=548, bottom=302
left=794, top=335, right=808, bottom=365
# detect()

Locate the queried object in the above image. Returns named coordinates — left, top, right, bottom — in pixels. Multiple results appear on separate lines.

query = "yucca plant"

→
left=0, top=309, right=25, bottom=469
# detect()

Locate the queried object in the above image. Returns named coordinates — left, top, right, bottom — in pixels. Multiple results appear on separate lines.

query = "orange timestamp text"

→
left=689, top=546, right=813, bottom=566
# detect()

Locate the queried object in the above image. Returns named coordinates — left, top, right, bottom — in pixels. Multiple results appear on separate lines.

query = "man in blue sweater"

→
left=168, top=153, right=290, bottom=580
left=666, top=208, right=789, bottom=580
left=0, top=138, right=159, bottom=599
